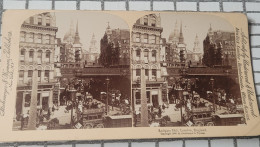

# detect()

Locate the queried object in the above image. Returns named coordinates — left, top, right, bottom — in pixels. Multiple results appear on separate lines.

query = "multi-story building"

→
left=202, top=25, right=236, bottom=67
left=132, top=14, right=168, bottom=111
left=100, top=23, right=130, bottom=67
left=16, top=12, right=59, bottom=118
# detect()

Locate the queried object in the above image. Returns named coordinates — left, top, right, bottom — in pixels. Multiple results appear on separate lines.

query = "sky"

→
left=53, top=12, right=234, bottom=54
left=54, top=12, right=129, bottom=53
left=159, top=13, right=234, bottom=53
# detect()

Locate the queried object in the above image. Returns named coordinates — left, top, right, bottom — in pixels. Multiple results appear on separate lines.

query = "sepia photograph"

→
left=131, top=13, right=245, bottom=127
left=12, top=12, right=132, bottom=131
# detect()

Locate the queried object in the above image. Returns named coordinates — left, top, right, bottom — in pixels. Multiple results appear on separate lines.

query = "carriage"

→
left=190, top=107, right=214, bottom=126
left=81, top=108, right=105, bottom=129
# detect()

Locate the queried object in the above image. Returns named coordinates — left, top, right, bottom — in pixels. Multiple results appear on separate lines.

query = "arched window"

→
left=151, top=16, right=156, bottom=27
left=29, top=50, right=34, bottom=62
left=29, top=32, right=34, bottom=43
left=143, top=16, right=148, bottom=25
left=37, top=34, right=42, bottom=43
left=37, top=50, right=42, bottom=64
left=45, top=50, right=51, bottom=63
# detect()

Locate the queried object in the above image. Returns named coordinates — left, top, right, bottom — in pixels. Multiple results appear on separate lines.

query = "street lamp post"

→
left=106, top=77, right=110, bottom=114
left=176, top=88, right=184, bottom=125
left=210, top=77, right=215, bottom=112
left=68, top=88, right=77, bottom=126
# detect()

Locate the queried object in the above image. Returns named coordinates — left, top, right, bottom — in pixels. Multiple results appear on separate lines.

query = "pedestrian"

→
left=20, top=113, right=24, bottom=130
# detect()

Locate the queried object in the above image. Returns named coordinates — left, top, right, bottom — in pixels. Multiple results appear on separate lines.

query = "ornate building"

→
left=84, top=33, right=100, bottom=65
left=186, top=34, right=202, bottom=65
left=100, top=23, right=130, bottom=67
left=62, top=20, right=82, bottom=63
left=202, top=25, right=236, bottom=67
left=16, top=12, right=59, bottom=118
left=132, top=14, right=168, bottom=112
left=165, top=21, right=187, bottom=67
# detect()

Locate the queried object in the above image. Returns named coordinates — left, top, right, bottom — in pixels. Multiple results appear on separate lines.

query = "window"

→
left=150, top=35, right=156, bottom=44
left=136, top=49, right=140, bottom=57
left=144, top=50, right=148, bottom=62
left=151, top=16, right=156, bottom=27
left=46, top=35, right=50, bottom=44
left=152, top=50, right=156, bottom=57
left=19, top=70, right=24, bottom=78
left=19, top=70, right=24, bottom=83
left=24, top=94, right=31, bottom=107
left=44, top=70, right=50, bottom=82
left=143, top=16, right=148, bottom=25
left=136, top=92, right=141, bottom=104
left=145, top=69, right=148, bottom=76
left=29, top=17, right=34, bottom=25
left=38, top=70, right=41, bottom=82
left=37, top=34, right=42, bottom=43
left=46, top=16, right=50, bottom=26
left=152, top=69, right=157, bottom=77
left=143, top=34, right=148, bottom=43
left=38, top=16, right=42, bottom=25
left=20, top=32, right=25, bottom=42
left=28, top=70, right=33, bottom=77
left=20, top=49, right=25, bottom=62
left=135, top=33, right=140, bottom=42
left=37, top=50, right=42, bottom=64
left=29, top=50, right=34, bottom=62
left=29, top=33, right=34, bottom=43
left=136, top=69, right=141, bottom=76
left=46, top=50, right=51, bottom=62
left=45, top=70, right=49, bottom=77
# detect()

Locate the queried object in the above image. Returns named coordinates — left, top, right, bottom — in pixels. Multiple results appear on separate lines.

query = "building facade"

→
left=202, top=25, right=236, bottom=67
left=132, top=14, right=168, bottom=112
left=16, top=12, right=59, bottom=118
left=100, top=24, right=130, bottom=67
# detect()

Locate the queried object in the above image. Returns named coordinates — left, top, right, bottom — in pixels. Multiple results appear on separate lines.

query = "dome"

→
left=168, top=32, right=175, bottom=42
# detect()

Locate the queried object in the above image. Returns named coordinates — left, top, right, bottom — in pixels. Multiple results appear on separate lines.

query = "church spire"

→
left=179, top=21, right=184, bottom=44
left=74, top=20, right=81, bottom=44
left=193, top=34, right=200, bottom=52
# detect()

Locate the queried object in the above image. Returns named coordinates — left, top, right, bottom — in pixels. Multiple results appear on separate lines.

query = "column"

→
left=132, top=69, right=136, bottom=81
left=41, top=70, right=45, bottom=82
left=140, top=49, right=143, bottom=62
left=132, top=49, right=136, bottom=61
left=39, top=93, right=42, bottom=109
left=42, top=50, right=46, bottom=64
left=49, top=90, right=53, bottom=108
left=148, top=50, right=152, bottom=62
left=156, top=48, right=160, bottom=62
left=25, top=50, right=29, bottom=64
left=140, top=66, right=149, bottom=127
left=50, top=51, right=54, bottom=64
left=157, top=69, right=161, bottom=79
left=49, top=70, right=54, bottom=81
left=148, top=69, right=152, bottom=81
left=22, top=93, right=25, bottom=114
left=158, top=87, right=162, bottom=106
left=24, top=70, right=28, bottom=84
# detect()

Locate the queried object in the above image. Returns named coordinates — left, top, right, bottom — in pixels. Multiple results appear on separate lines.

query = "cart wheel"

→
left=195, top=121, right=204, bottom=126
left=83, top=123, right=93, bottom=129
left=206, top=122, right=214, bottom=126
left=95, top=124, right=104, bottom=128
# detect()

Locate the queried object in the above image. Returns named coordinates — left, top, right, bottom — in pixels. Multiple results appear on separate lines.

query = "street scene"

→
left=132, top=13, right=245, bottom=127
left=13, top=12, right=132, bottom=130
